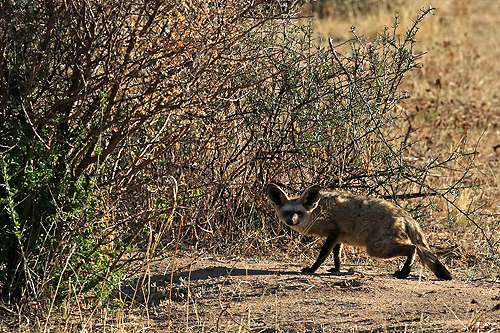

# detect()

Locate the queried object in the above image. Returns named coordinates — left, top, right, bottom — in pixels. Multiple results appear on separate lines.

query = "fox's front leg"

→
left=302, top=233, right=339, bottom=273
left=328, top=244, right=342, bottom=273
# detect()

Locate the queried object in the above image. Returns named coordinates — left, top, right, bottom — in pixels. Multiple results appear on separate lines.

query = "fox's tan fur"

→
left=266, top=183, right=452, bottom=280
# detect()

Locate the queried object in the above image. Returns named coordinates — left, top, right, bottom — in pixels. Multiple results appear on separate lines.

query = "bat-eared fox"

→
left=266, top=183, right=452, bottom=280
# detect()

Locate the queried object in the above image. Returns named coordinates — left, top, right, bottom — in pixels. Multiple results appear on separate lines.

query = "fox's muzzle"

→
left=286, top=213, right=301, bottom=226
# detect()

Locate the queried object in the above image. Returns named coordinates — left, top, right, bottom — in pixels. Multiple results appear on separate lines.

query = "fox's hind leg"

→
left=393, top=244, right=416, bottom=279
left=302, top=233, right=339, bottom=273
left=367, top=240, right=416, bottom=279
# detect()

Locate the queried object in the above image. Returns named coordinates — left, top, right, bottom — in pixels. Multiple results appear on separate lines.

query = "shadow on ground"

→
left=113, top=264, right=355, bottom=306
left=173, top=265, right=354, bottom=281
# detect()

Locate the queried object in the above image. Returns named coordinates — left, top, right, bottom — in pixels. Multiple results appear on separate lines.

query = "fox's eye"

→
left=296, top=211, right=303, bottom=216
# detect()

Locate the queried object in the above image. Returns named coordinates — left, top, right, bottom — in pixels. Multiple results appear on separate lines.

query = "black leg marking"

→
left=328, top=244, right=342, bottom=273
left=393, top=245, right=416, bottom=279
left=302, top=233, right=339, bottom=273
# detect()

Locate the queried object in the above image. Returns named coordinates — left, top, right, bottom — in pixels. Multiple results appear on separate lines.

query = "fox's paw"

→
left=301, top=267, right=316, bottom=274
left=328, top=267, right=340, bottom=273
left=393, top=270, right=409, bottom=279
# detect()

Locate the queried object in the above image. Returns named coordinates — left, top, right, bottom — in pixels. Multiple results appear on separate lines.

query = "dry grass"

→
left=311, top=0, right=500, bottom=158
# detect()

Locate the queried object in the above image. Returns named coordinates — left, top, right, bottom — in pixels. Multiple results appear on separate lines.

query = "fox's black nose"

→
left=287, top=213, right=300, bottom=225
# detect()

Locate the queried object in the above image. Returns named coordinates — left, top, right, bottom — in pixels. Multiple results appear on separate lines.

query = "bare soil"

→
left=120, top=254, right=500, bottom=332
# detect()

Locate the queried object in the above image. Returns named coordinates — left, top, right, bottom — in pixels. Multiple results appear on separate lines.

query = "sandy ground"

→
left=116, top=254, right=500, bottom=332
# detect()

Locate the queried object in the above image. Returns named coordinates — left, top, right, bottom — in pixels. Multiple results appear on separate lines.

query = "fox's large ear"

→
left=298, top=185, right=322, bottom=211
left=266, top=183, right=289, bottom=207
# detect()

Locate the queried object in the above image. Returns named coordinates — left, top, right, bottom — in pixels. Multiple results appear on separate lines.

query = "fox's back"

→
left=301, top=191, right=410, bottom=247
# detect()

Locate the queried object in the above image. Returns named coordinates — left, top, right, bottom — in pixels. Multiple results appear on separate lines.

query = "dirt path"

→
left=121, top=255, right=500, bottom=332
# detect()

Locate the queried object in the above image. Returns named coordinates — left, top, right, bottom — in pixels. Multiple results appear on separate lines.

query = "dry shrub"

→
left=0, top=0, right=296, bottom=307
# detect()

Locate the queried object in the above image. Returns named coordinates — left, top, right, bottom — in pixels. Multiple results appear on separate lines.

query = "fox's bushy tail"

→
left=405, top=218, right=452, bottom=280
